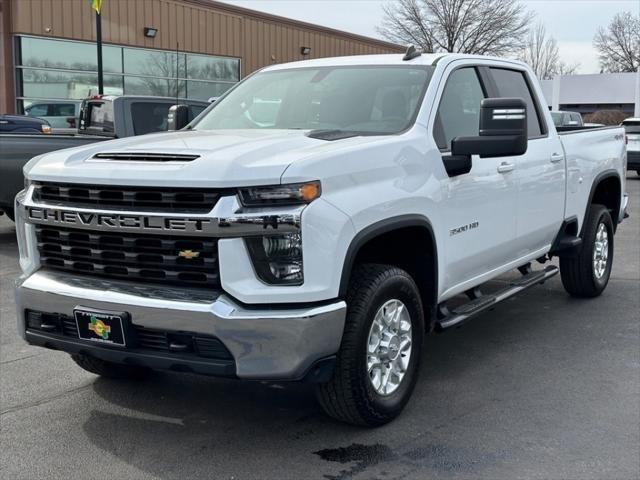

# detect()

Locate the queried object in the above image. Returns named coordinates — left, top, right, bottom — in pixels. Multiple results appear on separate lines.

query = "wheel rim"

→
left=366, top=299, right=412, bottom=396
left=593, top=222, right=609, bottom=279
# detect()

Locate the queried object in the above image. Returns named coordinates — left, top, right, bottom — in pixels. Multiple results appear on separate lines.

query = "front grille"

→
left=32, top=182, right=225, bottom=213
left=36, top=226, right=219, bottom=288
left=627, top=150, right=640, bottom=166
left=25, top=310, right=232, bottom=361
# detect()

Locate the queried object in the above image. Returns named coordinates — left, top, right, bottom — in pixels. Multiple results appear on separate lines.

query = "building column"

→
left=0, top=0, right=15, bottom=114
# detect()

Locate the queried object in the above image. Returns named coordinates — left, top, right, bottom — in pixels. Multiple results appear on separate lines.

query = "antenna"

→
left=403, top=45, right=422, bottom=61
left=176, top=41, right=180, bottom=104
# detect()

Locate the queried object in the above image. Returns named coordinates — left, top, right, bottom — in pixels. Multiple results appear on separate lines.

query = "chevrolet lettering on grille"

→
left=26, top=207, right=212, bottom=233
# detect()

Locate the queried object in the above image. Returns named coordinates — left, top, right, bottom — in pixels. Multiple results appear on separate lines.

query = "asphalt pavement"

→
left=1, top=174, right=639, bottom=480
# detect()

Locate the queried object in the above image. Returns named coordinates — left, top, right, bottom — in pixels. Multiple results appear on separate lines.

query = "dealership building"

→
left=540, top=71, right=640, bottom=117
left=0, top=0, right=403, bottom=114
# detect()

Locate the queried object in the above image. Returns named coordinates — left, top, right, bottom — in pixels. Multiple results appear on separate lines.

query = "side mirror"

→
left=445, top=98, right=528, bottom=177
left=168, top=104, right=190, bottom=131
left=453, top=98, right=527, bottom=158
left=444, top=98, right=528, bottom=177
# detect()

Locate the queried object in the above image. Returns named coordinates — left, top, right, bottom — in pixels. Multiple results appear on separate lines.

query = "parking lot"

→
left=0, top=175, right=638, bottom=480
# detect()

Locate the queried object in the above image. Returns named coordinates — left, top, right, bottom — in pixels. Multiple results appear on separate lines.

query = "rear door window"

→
left=25, top=104, right=49, bottom=117
left=489, top=68, right=545, bottom=137
left=52, top=104, right=76, bottom=117
left=84, top=101, right=114, bottom=134
left=131, top=102, right=172, bottom=135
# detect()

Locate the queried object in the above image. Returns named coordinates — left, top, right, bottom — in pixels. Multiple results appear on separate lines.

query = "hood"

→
left=25, top=129, right=369, bottom=188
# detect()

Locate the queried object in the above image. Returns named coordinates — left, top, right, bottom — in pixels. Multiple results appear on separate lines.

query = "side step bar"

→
left=436, top=265, right=559, bottom=331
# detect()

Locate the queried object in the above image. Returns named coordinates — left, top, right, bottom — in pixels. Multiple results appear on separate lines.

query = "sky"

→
left=217, top=0, right=640, bottom=74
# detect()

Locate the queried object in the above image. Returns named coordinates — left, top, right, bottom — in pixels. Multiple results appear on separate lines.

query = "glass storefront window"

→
left=124, top=76, right=186, bottom=98
left=186, top=80, right=234, bottom=101
left=123, top=48, right=186, bottom=78
left=20, top=36, right=122, bottom=73
left=20, top=69, right=123, bottom=99
left=187, top=54, right=239, bottom=82
left=15, top=36, right=239, bottom=110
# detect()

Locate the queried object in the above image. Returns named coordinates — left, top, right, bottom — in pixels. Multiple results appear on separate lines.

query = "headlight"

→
left=238, top=181, right=321, bottom=207
left=245, top=233, right=303, bottom=285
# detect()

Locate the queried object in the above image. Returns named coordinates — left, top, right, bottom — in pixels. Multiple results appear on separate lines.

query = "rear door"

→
left=433, top=65, right=519, bottom=290
left=488, top=67, right=565, bottom=253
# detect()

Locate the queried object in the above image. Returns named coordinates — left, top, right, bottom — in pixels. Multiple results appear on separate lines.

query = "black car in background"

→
left=0, top=115, right=51, bottom=134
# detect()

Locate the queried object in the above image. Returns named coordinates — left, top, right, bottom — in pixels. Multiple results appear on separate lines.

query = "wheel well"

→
left=590, top=175, right=621, bottom=231
left=344, top=225, right=437, bottom=329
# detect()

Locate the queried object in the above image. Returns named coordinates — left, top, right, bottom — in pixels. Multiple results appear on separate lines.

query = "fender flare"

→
left=581, top=169, right=622, bottom=235
left=338, top=214, right=438, bottom=300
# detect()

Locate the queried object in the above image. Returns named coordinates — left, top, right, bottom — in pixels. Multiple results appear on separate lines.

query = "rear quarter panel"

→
left=560, top=127, right=627, bottom=229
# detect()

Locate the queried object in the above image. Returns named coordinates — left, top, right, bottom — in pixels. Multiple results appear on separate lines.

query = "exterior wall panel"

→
left=3, top=0, right=402, bottom=113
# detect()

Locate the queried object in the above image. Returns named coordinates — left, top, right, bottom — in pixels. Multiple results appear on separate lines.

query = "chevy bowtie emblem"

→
left=178, top=249, right=200, bottom=260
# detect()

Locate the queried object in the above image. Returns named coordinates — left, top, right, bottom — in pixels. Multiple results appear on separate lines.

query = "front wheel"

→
left=316, top=264, right=425, bottom=426
left=560, top=204, right=614, bottom=298
left=3, top=208, right=15, bottom=222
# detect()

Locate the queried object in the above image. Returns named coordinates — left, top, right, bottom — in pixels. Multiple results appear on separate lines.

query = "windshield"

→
left=623, top=121, right=640, bottom=134
left=193, top=66, right=434, bottom=134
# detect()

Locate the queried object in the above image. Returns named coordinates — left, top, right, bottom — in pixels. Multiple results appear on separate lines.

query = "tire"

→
left=316, top=264, right=425, bottom=427
left=3, top=208, right=15, bottom=222
left=71, top=353, right=151, bottom=379
left=560, top=204, right=614, bottom=298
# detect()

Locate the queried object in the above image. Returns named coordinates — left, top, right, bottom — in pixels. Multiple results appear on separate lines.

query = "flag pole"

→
left=96, top=9, right=104, bottom=94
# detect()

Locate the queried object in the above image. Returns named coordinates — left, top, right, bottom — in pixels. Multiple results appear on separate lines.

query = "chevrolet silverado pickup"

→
left=14, top=51, right=629, bottom=426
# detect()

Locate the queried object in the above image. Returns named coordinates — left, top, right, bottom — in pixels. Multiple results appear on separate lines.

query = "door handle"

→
left=497, top=162, right=514, bottom=173
left=550, top=153, right=564, bottom=163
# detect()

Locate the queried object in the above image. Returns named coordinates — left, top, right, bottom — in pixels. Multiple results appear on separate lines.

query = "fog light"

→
left=246, top=233, right=303, bottom=285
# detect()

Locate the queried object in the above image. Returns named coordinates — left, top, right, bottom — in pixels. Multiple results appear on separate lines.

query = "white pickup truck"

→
left=14, top=51, right=629, bottom=426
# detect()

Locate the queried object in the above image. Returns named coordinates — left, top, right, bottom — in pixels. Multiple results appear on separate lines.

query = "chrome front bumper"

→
left=15, top=270, right=346, bottom=380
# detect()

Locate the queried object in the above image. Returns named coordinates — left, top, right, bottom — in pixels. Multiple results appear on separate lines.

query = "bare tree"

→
left=377, top=0, right=534, bottom=56
left=594, top=12, right=640, bottom=73
left=518, top=22, right=579, bottom=79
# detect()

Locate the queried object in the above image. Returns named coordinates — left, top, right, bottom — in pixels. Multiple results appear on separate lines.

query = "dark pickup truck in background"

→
left=0, top=95, right=208, bottom=220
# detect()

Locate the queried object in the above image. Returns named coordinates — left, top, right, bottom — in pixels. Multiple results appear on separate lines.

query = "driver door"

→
left=434, top=66, right=519, bottom=295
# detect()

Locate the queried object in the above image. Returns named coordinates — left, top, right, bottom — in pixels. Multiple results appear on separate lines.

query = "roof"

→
left=261, top=52, right=532, bottom=71
left=262, top=53, right=444, bottom=70
left=0, top=114, right=48, bottom=123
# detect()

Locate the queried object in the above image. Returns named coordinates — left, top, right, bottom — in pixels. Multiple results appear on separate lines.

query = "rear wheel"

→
left=316, top=264, right=424, bottom=426
left=560, top=204, right=614, bottom=298
left=71, top=354, right=151, bottom=379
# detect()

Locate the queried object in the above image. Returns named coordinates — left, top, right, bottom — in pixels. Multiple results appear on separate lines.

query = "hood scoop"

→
left=91, top=152, right=201, bottom=162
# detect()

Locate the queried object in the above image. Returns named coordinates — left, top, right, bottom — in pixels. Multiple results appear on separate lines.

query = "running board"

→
left=436, top=265, right=559, bottom=331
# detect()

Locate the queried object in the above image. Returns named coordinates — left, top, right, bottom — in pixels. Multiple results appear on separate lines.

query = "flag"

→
left=90, top=0, right=103, bottom=14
